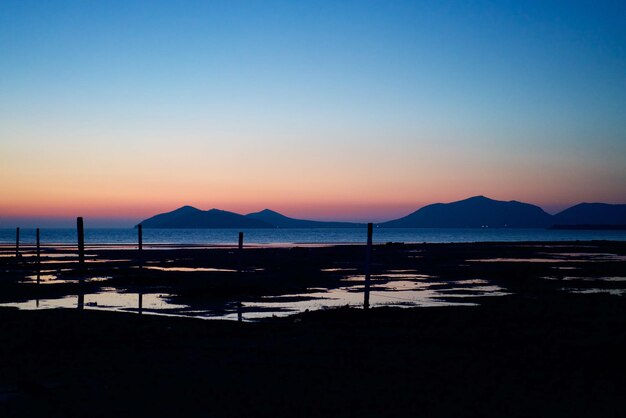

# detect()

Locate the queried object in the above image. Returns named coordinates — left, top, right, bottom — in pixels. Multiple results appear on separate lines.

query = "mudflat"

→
left=1, top=241, right=625, bottom=417
left=0, top=293, right=625, bottom=417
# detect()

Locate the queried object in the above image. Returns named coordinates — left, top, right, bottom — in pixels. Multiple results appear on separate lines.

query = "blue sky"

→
left=1, top=0, right=625, bottom=226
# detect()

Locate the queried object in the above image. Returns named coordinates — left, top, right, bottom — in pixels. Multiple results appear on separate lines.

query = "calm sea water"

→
left=2, top=227, right=626, bottom=245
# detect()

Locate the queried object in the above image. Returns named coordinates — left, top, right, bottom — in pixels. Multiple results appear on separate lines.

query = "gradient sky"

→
left=1, top=0, right=625, bottom=227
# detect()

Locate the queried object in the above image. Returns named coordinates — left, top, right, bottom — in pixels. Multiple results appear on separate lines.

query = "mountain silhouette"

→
left=137, top=198, right=626, bottom=229
left=553, top=203, right=626, bottom=226
left=139, top=206, right=273, bottom=228
left=381, top=196, right=553, bottom=228
left=246, top=209, right=363, bottom=228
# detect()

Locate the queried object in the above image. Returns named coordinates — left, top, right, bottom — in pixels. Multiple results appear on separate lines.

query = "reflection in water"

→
left=2, top=296, right=78, bottom=310
left=467, top=258, right=567, bottom=263
left=144, top=266, right=237, bottom=272
left=1, top=291, right=186, bottom=313
left=469, top=253, right=626, bottom=263
left=241, top=278, right=510, bottom=319
left=0, top=274, right=510, bottom=320
left=3, top=244, right=623, bottom=320
left=565, top=288, right=626, bottom=296
left=343, top=273, right=432, bottom=282
left=543, top=276, right=626, bottom=282
left=2, top=271, right=622, bottom=321
left=24, top=275, right=111, bottom=284
left=546, top=253, right=626, bottom=261
left=85, top=290, right=187, bottom=312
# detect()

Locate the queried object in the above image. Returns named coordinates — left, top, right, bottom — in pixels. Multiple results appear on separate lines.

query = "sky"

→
left=1, top=0, right=625, bottom=227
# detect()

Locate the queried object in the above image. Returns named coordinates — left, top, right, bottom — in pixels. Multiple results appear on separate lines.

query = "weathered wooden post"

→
left=36, top=228, right=41, bottom=284
left=77, top=217, right=85, bottom=310
left=238, top=231, right=244, bottom=271
left=36, top=228, right=41, bottom=262
left=364, top=223, right=373, bottom=309
left=137, top=223, right=143, bottom=315
left=237, top=232, right=244, bottom=321
left=15, top=227, right=20, bottom=258
left=77, top=217, right=85, bottom=265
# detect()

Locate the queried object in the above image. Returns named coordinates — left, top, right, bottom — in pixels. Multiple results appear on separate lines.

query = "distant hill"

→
left=138, top=199, right=626, bottom=229
left=552, top=203, right=626, bottom=226
left=138, top=206, right=361, bottom=229
left=246, top=209, right=363, bottom=228
left=139, top=206, right=274, bottom=228
left=381, top=196, right=553, bottom=228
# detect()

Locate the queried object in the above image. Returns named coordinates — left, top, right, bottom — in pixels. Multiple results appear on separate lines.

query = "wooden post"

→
left=137, top=223, right=143, bottom=315
left=15, top=227, right=20, bottom=258
left=77, top=217, right=85, bottom=310
left=138, top=224, right=143, bottom=251
left=238, top=232, right=244, bottom=272
left=364, top=223, right=373, bottom=309
left=237, top=232, right=244, bottom=321
left=77, top=217, right=85, bottom=266
left=36, top=228, right=41, bottom=263
left=36, top=228, right=41, bottom=284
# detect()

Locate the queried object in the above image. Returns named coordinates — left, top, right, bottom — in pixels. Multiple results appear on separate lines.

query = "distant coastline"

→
left=137, top=196, right=626, bottom=229
left=3, top=227, right=626, bottom=246
left=549, top=224, right=626, bottom=231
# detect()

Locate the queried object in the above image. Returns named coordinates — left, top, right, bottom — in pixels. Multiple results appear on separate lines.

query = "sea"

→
left=2, top=227, right=626, bottom=246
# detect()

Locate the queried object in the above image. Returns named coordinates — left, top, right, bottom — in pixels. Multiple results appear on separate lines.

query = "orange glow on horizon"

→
left=2, top=127, right=624, bottom=223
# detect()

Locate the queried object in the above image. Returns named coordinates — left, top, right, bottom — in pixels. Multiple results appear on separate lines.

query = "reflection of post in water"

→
left=138, top=223, right=143, bottom=315
left=77, top=217, right=85, bottom=310
left=138, top=293, right=143, bottom=315
left=364, top=223, right=373, bottom=309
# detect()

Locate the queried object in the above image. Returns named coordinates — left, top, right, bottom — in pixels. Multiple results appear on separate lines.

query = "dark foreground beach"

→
left=1, top=294, right=625, bottom=417
left=1, top=241, right=625, bottom=417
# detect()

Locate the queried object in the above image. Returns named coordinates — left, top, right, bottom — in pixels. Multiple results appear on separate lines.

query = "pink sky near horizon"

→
left=2, top=1, right=626, bottom=228
left=3, top=114, right=624, bottom=227
left=2, top=136, right=624, bottom=226
left=1, top=189, right=623, bottom=228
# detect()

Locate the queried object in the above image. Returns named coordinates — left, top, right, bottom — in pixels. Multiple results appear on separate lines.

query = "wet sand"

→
left=0, top=293, right=625, bottom=417
left=1, top=241, right=625, bottom=416
left=1, top=241, right=626, bottom=315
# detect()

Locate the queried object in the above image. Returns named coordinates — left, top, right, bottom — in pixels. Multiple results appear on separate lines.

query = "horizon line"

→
left=2, top=195, right=624, bottom=229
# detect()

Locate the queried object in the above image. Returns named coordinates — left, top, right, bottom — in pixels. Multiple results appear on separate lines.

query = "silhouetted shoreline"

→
left=2, top=240, right=626, bottom=317
left=1, top=241, right=625, bottom=416
left=1, top=292, right=625, bottom=417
